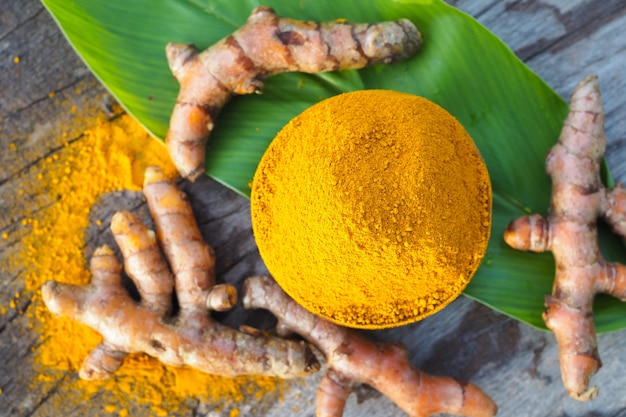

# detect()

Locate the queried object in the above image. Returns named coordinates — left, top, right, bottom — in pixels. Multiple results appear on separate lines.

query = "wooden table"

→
left=1, top=1, right=625, bottom=416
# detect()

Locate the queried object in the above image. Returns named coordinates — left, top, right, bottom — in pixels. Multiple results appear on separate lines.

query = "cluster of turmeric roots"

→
left=43, top=166, right=497, bottom=417
left=40, top=3, right=624, bottom=416
left=42, top=6, right=498, bottom=417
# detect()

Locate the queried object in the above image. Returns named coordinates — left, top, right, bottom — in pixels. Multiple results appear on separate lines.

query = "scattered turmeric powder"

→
left=13, top=113, right=287, bottom=413
left=251, top=90, right=492, bottom=328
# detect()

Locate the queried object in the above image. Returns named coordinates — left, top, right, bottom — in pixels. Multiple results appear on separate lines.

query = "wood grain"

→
left=1, top=1, right=625, bottom=416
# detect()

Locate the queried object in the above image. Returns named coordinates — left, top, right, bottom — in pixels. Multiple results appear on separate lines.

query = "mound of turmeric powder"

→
left=251, top=90, right=492, bottom=328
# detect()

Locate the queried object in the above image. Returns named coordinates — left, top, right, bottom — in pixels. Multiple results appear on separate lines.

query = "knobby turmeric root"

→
left=504, top=75, right=626, bottom=401
left=166, top=5, right=422, bottom=180
left=244, top=275, right=498, bottom=417
left=42, top=166, right=319, bottom=379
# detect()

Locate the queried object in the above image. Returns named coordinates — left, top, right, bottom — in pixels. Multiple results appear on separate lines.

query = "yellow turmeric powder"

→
left=251, top=90, right=492, bottom=328
left=9, top=112, right=286, bottom=415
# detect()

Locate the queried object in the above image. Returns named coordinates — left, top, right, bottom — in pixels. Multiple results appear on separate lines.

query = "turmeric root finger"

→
left=504, top=75, right=626, bottom=400
left=543, top=297, right=600, bottom=401
left=598, top=262, right=626, bottom=300
left=503, top=214, right=550, bottom=252
left=316, top=370, right=354, bottom=417
left=143, top=166, right=215, bottom=319
left=206, top=283, right=238, bottom=312
left=243, top=275, right=497, bottom=417
left=80, top=340, right=128, bottom=380
left=603, top=183, right=626, bottom=235
left=111, top=211, right=174, bottom=315
left=165, top=6, right=422, bottom=180
left=43, top=245, right=128, bottom=380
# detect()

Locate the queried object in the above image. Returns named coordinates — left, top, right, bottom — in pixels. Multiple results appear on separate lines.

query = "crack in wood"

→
left=516, top=0, right=626, bottom=61
left=0, top=294, right=31, bottom=336
left=215, top=243, right=261, bottom=278
left=0, top=6, right=44, bottom=43
left=0, top=267, right=25, bottom=287
left=479, top=0, right=522, bottom=20
left=0, top=137, right=84, bottom=189
left=20, top=370, right=71, bottom=417
left=0, top=236, right=24, bottom=254
left=0, top=109, right=127, bottom=190
left=0, top=201, right=56, bottom=239
left=5, top=75, right=91, bottom=119
left=196, top=207, right=245, bottom=227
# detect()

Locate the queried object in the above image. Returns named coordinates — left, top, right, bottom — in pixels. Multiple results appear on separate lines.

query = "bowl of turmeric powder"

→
left=251, top=89, right=492, bottom=329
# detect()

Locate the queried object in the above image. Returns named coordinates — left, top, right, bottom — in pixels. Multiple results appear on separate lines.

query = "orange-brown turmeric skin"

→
left=504, top=75, right=626, bottom=401
left=165, top=6, right=422, bottom=180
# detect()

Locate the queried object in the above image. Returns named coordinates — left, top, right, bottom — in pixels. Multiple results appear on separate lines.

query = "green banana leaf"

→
left=42, top=0, right=626, bottom=332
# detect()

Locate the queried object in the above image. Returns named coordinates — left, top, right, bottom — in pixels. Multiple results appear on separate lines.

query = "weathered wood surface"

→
left=1, top=0, right=625, bottom=416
